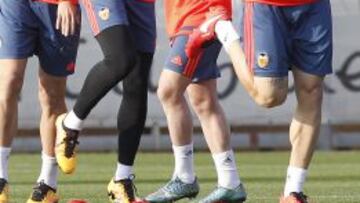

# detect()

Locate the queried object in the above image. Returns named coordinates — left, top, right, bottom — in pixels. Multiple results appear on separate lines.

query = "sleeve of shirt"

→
left=207, top=0, right=232, bottom=16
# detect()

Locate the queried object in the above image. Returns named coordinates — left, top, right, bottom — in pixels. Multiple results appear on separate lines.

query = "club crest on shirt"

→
left=99, top=7, right=110, bottom=21
left=257, top=52, right=270, bottom=69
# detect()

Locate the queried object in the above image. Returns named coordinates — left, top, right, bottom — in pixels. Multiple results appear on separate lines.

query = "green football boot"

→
left=145, top=177, right=199, bottom=203
left=199, top=184, right=247, bottom=203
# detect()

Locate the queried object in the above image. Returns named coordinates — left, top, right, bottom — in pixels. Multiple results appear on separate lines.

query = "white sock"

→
left=115, top=162, right=133, bottom=181
left=284, top=166, right=308, bottom=196
left=212, top=150, right=241, bottom=189
left=172, top=143, right=195, bottom=184
left=215, top=20, right=240, bottom=52
left=37, top=152, right=58, bottom=189
left=0, top=147, right=11, bottom=181
left=63, top=110, right=84, bottom=131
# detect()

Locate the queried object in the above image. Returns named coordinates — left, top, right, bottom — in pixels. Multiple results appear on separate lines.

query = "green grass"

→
left=7, top=151, right=360, bottom=203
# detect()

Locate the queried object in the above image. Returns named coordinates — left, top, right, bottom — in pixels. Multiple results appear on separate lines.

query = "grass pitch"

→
left=8, top=151, right=360, bottom=203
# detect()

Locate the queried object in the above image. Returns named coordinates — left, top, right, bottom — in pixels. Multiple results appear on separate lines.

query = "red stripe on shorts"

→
left=249, top=3, right=255, bottom=73
left=183, top=51, right=204, bottom=78
left=244, top=2, right=255, bottom=73
left=81, top=0, right=100, bottom=35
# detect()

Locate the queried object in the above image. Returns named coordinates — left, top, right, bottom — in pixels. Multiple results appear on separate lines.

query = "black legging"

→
left=117, top=52, right=153, bottom=165
left=73, top=25, right=153, bottom=165
left=73, top=25, right=137, bottom=118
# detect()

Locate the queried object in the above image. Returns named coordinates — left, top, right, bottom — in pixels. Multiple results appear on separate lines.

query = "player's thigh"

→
left=158, top=35, right=197, bottom=100
left=80, top=0, right=129, bottom=36
left=125, top=0, right=156, bottom=53
left=238, top=3, right=293, bottom=107
left=31, top=3, right=78, bottom=107
left=159, top=35, right=220, bottom=101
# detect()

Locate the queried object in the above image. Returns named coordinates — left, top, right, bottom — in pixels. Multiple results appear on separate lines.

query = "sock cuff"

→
left=115, top=162, right=134, bottom=180
left=284, top=166, right=308, bottom=196
left=172, top=143, right=193, bottom=153
left=117, top=162, right=133, bottom=169
left=286, top=165, right=308, bottom=186
left=212, top=150, right=235, bottom=159
left=0, top=147, right=11, bottom=154
left=287, top=166, right=308, bottom=176
left=64, top=110, right=84, bottom=131
left=41, top=152, right=57, bottom=164
left=212, top=150, right=237, bottom=170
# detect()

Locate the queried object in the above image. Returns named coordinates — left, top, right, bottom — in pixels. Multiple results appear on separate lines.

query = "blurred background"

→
left=15, top=0, right=360, bottom=152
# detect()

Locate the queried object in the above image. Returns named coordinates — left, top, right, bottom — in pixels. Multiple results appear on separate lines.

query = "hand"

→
left=185, top=7, right=231, bottom=58
left=56, top=1, right=79, bottom=37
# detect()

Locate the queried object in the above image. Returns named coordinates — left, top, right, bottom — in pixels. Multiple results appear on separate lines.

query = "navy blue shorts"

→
left=0, top=0, right=81, bottom=77
left=164, top=35, right=222, bottom=83
left=80, top=0, right=156, bottom=53
left=238, top=0, right=333, bottom=77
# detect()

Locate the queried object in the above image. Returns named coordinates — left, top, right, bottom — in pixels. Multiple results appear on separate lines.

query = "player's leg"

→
left=146, top=36, right=199, bottom=203
left=56, top=25, right=138, bottom=174
left=104, top=1, right=157, bottom=202
left=158, top=70, right=193, bottom=177
left=146, top=71, right=197, bottom=203
left=71, top=26, right=138, bottom=119
left=27, top=70, right=67, bottom=203
left=225, top=41, right=288, bottom=108
left=213, top=2, right=289, bottom=108
left=111, top=0, right=156, bottom=181
left=159, top=70, right=193, bottom=146
left=107, top=52, right=153, bottom=202
left=186, top=3, right=289, bottom=108
left=26, top=2, right=80, bottom=202
left=0, top=59, right=27, bottom=201
left=55, top=0, right=139, bottom=175
left=0, top=60, right=26, bottom=147
left=67, top=0, right=138, bottom=120
left=0, top=0, right=38, bottom=200
left=282, top=68, right=323, bottom=198
left=186, top=80, right=246, bottom=203
left=281, top=69, right=324, bottom=203
left=281, top=1, right=332, bottom=202
left=115, top=52, right=153, bottom=176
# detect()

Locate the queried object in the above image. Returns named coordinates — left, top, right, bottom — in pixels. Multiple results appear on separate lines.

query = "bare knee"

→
left=254, top=91, right=287, bottom=108
left=297, top=83, right=323, bottom=101
left=253, top=77, right=288, bottom=108
left=295, top=82, right=323, bottom=122
left=0, top=75, right=24, bottom=103
left=157, top=84, right=182, bottom=105
left=190, top=94, right=217, bottom=117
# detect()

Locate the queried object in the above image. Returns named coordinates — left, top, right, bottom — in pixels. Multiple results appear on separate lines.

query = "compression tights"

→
left=72, top=25, right=154, bottom=165
left=73, top=25, right=138, bottom=118
left=117, top=52, right=153, bottom=165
